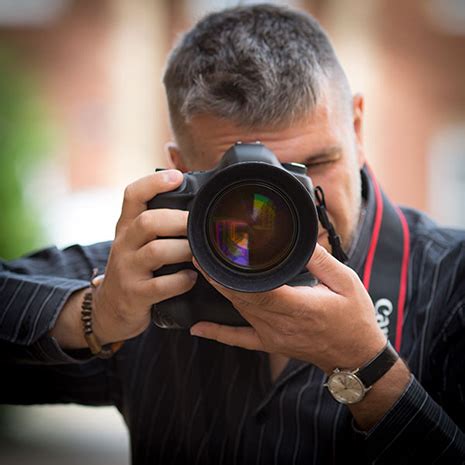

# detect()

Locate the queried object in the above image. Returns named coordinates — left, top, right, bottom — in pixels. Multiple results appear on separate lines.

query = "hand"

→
left=92, top=169, right=198, bottom=344
left=190, top=244, right=387, bottom=374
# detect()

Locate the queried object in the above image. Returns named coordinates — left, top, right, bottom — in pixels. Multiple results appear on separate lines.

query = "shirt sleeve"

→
left=0, top=242, right=117, bottom=406
left=353, top=297, right=465, bottom=463
left=353, top=376, right=465, bottom=463
left=0, top=242, right=111, bottom=350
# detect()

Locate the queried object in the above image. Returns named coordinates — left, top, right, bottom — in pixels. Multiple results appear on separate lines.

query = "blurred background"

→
left=0, top=0, right=464, bottom=463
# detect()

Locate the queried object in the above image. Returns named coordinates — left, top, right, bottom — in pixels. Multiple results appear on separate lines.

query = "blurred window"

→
left=0, top=0, right=71, bottom=26
left=428, top=123, right=465, bottom=228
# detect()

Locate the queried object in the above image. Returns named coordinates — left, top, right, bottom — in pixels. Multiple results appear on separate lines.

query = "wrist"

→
left=49, top=288, right=88, bottom=349
left=91, top=283, right=120, bottom=345
left=79, top=273, right=125, bottom=358
left=348, top=358, right=411, bottom=431
left=92, top=276, right=152, bottom=345
left=325, top=339, right=400, bottom=405
left=323, top=331, right=387, bottom=376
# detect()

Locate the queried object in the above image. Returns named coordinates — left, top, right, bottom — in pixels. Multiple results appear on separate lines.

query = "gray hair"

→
left=163, top=3, right=350, bottom=136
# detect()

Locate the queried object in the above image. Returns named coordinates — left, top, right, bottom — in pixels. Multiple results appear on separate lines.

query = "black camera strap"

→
left=361, top=166, right=410, bottom=351
left=315, top=187, right=349, bottom=263
left=315, top=166, right=409, bottom=351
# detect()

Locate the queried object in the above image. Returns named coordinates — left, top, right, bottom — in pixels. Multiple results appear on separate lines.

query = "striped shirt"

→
left=1, top=171, right=465, bottom=464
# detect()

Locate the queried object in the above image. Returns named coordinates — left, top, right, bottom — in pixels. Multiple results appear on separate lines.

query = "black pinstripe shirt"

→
left=1, top=173, right=465, bottom=464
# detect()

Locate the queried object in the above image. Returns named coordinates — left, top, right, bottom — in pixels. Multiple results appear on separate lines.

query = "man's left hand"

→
left=190, top=243, right=387, bottom=374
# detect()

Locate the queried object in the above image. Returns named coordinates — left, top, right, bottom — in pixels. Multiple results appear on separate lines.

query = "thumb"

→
left=306, top=243, right=354, bottom=294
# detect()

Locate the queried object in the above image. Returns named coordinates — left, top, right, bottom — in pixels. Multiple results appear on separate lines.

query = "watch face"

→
left=327, top=372, right=365, bottom=404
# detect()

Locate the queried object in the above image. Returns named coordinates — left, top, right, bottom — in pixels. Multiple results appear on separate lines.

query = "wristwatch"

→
left=325, top=341, right=399, bottom=404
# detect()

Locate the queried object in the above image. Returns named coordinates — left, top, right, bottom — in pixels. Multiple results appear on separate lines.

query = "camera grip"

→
left=152, top=265, right=316, bottom=329
left=147, top=188, right=192, bottom=211
left=152, top=263, right=248, bottom=329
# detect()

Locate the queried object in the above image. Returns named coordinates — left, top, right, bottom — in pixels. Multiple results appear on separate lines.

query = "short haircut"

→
left=163, top=3, right=350, bottom=138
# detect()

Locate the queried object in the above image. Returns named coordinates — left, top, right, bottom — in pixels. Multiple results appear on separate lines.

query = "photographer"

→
left=1, top=4, right=464, bottom=464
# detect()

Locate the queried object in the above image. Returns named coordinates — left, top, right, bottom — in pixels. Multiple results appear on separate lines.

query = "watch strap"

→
left=357, top=340, right=399, bottom=388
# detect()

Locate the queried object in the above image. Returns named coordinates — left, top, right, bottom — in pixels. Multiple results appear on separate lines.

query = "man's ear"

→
left=165, top=142, right=189, bottom=173
left=352, top=93, right=366, bottom=168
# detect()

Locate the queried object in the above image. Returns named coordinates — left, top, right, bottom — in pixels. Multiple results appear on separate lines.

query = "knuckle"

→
left=180, top=210, right=189, bottom=224
left=254, top=292, right=271, bottom=307
left=147, top=240, right=162, bottom=262
left=235, top=296, right=254, bottom=311
left=115, top=215, right=132, bottom=238
left=210, top=327, right=222, bottom=343
left=118, top=275, right=133, bottom=298
left=309, top=316, right=327, bottom=336
left=171, top=210, right=188, bottom=232
left=180, top=274, right=196, bottom=291
left=148, top=279, right=159, bottom=297
left=312, top=248, right=330, bottom=269
left=345, top=268, right=360, bottom=289
left=123, top=183, right=135, bottom=203
left=221, top=333, right=236, bottom=347
left=180, top=239, right=193, bottom=258
left=115, top=219, right=124, bottom=237
left=276, top=317, right=297, bottom=337
left=108, top=239, right=127, bottom=262
left=291, top=304, right=308, bottom=320
left=136, top=210, right=155, bottom=233
left=110, top=238, right=122, bottom=255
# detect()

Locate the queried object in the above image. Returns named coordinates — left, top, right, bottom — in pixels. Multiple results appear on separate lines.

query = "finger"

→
left=306, top=243, right=355, bottom=294
left=139, top=268, right=198, bottom=303
left=192, top=257, right=300, bottom=314
left=190, top=322, right=265, bottom=351
left=126, top=209, right=188, bottom=249
left=117, top=170, right=184, bottom=229
left=136, top=239, right=192, bottom=271
left=192, top=257, right=248, bottom=302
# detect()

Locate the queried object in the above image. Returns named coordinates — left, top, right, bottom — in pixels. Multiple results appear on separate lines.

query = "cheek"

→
left=310, top=165, right=360, bottom=245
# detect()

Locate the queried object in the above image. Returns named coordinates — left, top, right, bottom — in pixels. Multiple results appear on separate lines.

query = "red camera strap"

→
left=362, top=166, right=410, bottom=352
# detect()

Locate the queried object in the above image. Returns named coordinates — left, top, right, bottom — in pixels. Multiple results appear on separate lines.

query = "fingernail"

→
left=162, top=169, right=182, bottom=184
left=190, top=327, right=203, bottom=337
left=186, top=270, right=198, bottom=282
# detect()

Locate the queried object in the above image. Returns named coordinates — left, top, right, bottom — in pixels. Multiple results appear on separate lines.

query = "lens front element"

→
left=207, top=182, right=296, bottom=271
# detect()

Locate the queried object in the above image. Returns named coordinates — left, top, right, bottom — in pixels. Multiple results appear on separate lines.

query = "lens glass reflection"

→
left=207, top=183, right=296, bottom=271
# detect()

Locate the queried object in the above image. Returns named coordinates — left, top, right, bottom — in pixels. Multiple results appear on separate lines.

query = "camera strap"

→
left=315, top=187, right=349, bottom=263
left=362, top=165, right=410, bottom=351
left=314, top=166, right=409, bottom=350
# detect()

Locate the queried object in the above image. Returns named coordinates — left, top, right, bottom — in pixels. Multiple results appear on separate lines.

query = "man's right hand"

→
left=50, top=169, right=197, bottom=349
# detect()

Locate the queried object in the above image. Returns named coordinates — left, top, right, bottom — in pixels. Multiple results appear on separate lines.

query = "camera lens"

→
left=207, top=182, right=296, bottom=271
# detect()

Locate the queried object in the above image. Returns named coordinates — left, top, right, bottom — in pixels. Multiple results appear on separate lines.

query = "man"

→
left=1, top=4, right=464, bottom=464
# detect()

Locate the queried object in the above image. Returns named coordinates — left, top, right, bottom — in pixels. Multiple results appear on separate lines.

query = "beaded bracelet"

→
left=81, top=271, right=124, bottom=359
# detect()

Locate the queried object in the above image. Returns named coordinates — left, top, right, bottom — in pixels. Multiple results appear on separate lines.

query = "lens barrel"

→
left=188, top=160, right=318, bottom=292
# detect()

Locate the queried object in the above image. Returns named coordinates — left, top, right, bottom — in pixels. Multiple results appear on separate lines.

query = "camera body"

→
left=148, top=142, right=318, bottom=329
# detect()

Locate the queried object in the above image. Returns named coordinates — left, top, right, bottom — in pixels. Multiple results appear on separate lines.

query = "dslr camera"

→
left=148, top=142, right=319, bottom=329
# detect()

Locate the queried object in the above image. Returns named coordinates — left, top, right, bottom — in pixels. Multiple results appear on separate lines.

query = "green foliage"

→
left=0, top=47, right=51, bottom=259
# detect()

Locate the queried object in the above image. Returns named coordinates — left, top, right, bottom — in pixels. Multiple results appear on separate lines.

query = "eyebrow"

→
left=302, top=146, right=342, bottom=164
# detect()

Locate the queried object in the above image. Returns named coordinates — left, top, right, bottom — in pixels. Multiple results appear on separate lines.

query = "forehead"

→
left=183, top=95, right=348, bottom=168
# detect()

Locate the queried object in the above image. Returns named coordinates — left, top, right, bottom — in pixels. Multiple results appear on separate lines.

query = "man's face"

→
left=169, top=92, right=366, bottom=253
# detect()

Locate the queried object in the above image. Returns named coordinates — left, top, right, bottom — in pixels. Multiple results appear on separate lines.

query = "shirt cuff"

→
left=353, top=375, right=463, bottom=463
left=29, top=334, right=97, bottom=364
left=0, top=273, right=88, bottom=346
